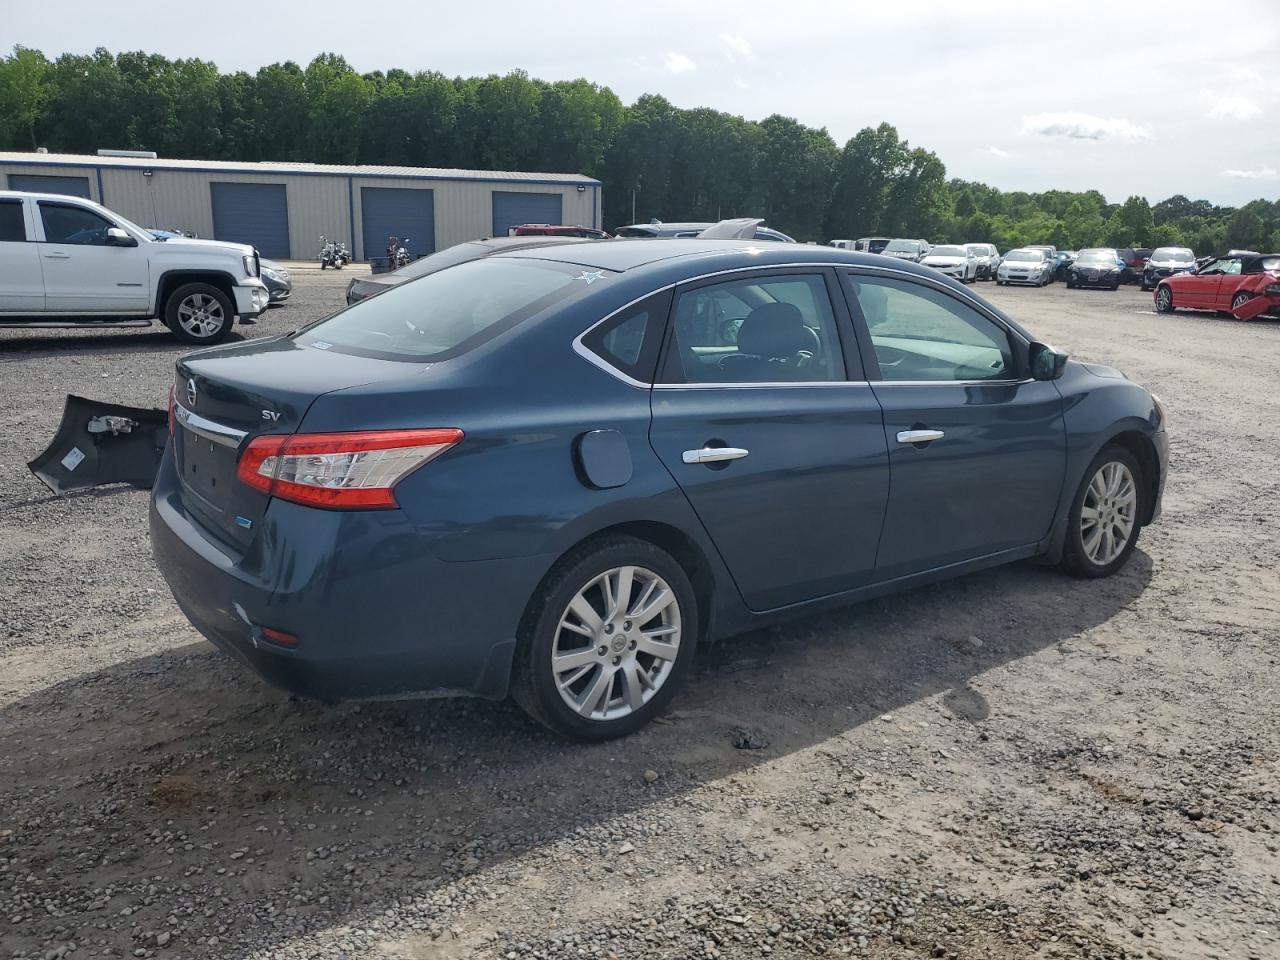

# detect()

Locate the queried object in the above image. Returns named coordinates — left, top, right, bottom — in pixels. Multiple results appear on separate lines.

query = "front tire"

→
left=165, top=283, right=234, bottom=345
left=512, top=537, right=699, bottom=740
left=1061, top=446, right=1144, bottom=578
left=1155, top=285, right=1175, bottom=313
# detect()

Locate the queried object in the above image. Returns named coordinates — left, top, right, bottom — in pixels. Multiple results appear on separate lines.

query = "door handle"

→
left=43, top=252, right=71, bottom=259
left=682, top=446, right=749, bottom=464
left=896, top=429, right=945, bottom=444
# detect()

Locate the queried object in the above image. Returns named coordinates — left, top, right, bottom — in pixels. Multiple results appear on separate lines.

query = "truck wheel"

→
left=165, top=283, right=234, bottom=345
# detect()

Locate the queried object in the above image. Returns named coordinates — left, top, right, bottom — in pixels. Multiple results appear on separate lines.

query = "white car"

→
left=0, top=191, right=268, bottom=344
left=996, top=248, right=1054, bottom=286
left=965, top=242, right=1001, bottom=280
left=920, top=244, right=978, bottom=282
left=880, top=238, right=928, bottom=262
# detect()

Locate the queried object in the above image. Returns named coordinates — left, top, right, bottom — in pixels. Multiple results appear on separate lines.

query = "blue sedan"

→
left=151, top=241, right=1168, bottom=740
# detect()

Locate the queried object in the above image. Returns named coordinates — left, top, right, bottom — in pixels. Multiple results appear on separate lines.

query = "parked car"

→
left=345, top=236, right=592, bottom=305
left=1025, top=246, right=1058, bottom=281
left=150, top=239, right=1167, bottom=740
left=510, top=224, right=611, bottom=239
left=920, top=244, right=979, bottom=282
left=965, top=243, right=1001, bottom=280
left=853, top=237, right=893, bottom=254
left=258, top=258, right=292, bottom=306
left=0, top=190, right=267, bottom=343
left=1067, top=248, right=1124, bottom=290
left=1117, top=248, right=1152, bottom=284
left=880, top=239, right=928, bottom=262
left=1155, top=252, right=1280, bottom=319
left=1141, top=247, right=1196, bottom=291
left=1053, top=250, right=1077, bottom=281
left=996, top=248, right=1055, bottom=286
left=615, top=220, right=795, bottom=242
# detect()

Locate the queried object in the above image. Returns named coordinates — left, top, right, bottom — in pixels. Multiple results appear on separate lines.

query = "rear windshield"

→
left=298, top=258, right=605, bottom=362
left=391, top=242, right=488, bottom=279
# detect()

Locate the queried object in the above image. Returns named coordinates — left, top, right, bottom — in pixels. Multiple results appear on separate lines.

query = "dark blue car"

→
left=151, top=240, right=1168, bottom=740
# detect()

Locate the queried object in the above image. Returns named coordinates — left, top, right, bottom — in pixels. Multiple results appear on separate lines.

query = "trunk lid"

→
left=173, top=336, right=426, bottom=549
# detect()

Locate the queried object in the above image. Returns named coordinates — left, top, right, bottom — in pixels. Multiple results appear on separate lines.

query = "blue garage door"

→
left=492, top=191, right=564, bottom=237
left=361, top=187, right=435, bottom=262
left=210, top=182, right=290, bottom=258
left=8, top=174, right=92, bottom=198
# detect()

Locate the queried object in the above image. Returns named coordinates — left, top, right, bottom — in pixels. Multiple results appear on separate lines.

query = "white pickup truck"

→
left=0, top=190, right=269, bottom=344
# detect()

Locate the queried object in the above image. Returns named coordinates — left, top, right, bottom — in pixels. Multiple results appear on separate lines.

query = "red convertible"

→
left=1155, top=253, right=1280, bottom=320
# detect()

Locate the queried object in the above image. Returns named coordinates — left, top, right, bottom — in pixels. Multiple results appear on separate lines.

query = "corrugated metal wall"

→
left=3, top=160, right=601, bottom=260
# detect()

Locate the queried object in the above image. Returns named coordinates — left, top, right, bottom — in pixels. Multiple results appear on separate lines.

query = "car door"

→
left=0, top=197, right=44, bottom=312
left=840, top=269, right=1067, bottom=582
left=1180, top=258, right=1231, bottom=309
left=1211, top=258, right=1245, bottom=310
left=648, top=267, right=891, bottom=611
left=35, top=200, right=149, bottom=313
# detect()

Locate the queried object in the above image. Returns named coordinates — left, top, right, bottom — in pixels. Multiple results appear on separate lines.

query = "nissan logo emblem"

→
left=186, top=378, right=198, bottom=408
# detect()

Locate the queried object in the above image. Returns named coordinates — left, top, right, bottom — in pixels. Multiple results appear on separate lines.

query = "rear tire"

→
left=1061, top=446, right=1144, bottom=579
left=511, top=537, right=699, bottom=740
left=165, top=283, right=234, bottom=345
left=1231, top=291, right=1251, bottom=313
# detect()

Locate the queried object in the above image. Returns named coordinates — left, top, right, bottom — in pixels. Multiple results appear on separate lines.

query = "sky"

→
left=6, top=0, right=1279, bottom=206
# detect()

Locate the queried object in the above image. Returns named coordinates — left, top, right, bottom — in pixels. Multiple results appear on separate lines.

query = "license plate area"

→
left=179, top=425, right=238, bottom=513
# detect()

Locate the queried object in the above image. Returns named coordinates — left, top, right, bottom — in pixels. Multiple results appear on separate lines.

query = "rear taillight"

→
left=236, top=428, right=463, bottom=510
left=167, top=384, right=176, bottom=435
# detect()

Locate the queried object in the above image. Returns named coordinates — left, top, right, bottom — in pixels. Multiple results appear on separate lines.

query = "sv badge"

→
left=261, top=409, right=281, bottom=422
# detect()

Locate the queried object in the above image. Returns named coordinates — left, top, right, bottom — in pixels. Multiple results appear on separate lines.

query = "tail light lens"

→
left=237, top=428, right=463, bottom=509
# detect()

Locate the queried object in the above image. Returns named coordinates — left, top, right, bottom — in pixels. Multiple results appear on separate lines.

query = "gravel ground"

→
left=1, top=266, right=1277, bottom=960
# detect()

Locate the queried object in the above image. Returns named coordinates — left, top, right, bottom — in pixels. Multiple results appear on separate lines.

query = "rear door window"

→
left=660, top=273, right=847, bottom=384
left=0, top=201, right=27, bottom=242
left=298, top=257, right=607, bottom=362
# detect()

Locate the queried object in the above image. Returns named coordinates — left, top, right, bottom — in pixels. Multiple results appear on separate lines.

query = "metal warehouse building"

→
left=0, top=151, right=602, bottom=261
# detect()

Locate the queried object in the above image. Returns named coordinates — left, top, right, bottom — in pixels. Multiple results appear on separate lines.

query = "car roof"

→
left=471, top=235, right=594, bottom=250
left=493, top=237, right=955, bottom=275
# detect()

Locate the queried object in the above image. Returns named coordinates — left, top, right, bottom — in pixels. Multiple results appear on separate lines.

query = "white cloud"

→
left=1204, top=94, right=1262, bottom=121
left=986, top=146, right=1011, bottom=158
left=719, top=33, right=755, bottom=62
left=733, top=75, right=750, bottom=90
left=663, top=51, right=696, bottom=74
left=1221, top=166, right=1277, bottom=180
left=1021, top=111, right=1150, bottom=142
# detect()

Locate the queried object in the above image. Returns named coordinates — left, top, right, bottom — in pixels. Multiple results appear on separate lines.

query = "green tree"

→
left=0, top=46, right=52, bottom=149
left=1104, top=195, right=1155, bottom=247
left=824, top=123, right=907, bottom=240
left=1224, top=208, right=1266, bottom=251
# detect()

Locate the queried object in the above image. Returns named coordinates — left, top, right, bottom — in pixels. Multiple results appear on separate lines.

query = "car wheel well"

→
left=528, top=521, right=716, bottom=645
left=1103, top=431, right=1160, bottom=525
left=158, top=272, right=237, bottom=317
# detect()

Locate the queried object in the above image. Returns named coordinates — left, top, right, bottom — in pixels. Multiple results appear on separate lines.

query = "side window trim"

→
left=839, top=266, right=1031, bottom=384
left=656, top=267, right=854, bottom=387
left=573, top=286, right=676, bottom=388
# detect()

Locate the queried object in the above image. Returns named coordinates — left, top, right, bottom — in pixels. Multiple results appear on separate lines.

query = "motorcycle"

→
left=335, top=241, right=352, bottom=267
left=318, top=235, right=344, bottom=270
left=387, top=236, right=412, bottom=269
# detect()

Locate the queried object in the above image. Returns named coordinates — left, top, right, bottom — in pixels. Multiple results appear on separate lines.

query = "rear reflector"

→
left=236, top=428, right=463, bottom=509
left=259, top=626, right=299, bottom=647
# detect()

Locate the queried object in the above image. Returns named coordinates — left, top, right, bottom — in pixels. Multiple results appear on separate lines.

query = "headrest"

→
left=737, top=302, right=814, bottom=358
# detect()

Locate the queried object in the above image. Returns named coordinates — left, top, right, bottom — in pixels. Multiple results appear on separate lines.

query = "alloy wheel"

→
left=1232, top=292, right=1251, bottom=311
left=1080, top=461, right=1137, bottom=566
left=551, top=565, right=681, bottom=722
left=1157, top=287, right=1173, bottom=312
left=176, top=293, right=226, bottom=339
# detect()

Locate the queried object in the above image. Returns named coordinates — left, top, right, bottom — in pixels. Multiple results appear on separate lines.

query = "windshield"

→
left=1005, top=250, right=1042, bottom=262
left=1151, top=247, right=1194, bottom=263
left=884, top=240, right=919, bottom=252
left=299, top=257, right=604, bottom=362
left=1077, top=249, right=1117, bottom=263
left=930, top=245, right=967, bottom=257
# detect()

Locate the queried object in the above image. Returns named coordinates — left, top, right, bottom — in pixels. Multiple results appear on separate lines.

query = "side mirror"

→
left=105, top=227, right=137, bottom=247
left=1029, top=341, right=1068, bottom=381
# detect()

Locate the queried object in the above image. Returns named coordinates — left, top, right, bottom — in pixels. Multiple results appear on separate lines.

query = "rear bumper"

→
left=149, top=447, right=546, bottom=702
